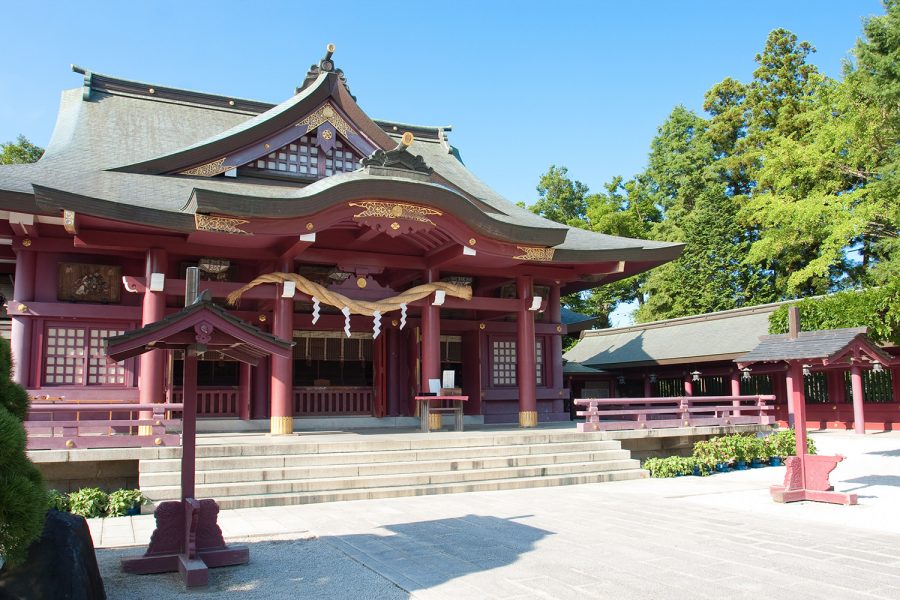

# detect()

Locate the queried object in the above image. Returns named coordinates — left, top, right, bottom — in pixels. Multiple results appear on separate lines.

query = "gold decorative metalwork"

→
left=305, top=222, right=314, bottom=231
left=479, top=323, right=486, bottom=330
left=180, top=157, right=232, bottom=177
left=63, top=210, right=77, bottom=234
left=556, top=325, right=562, bottom=333
left=321, top=129, right=333, bottom=140
left=519, top=410, right=538, bottom=428
left=390, top=222, right=400, bottom=230
left=349, top=201, right=442, bottom=227
left=270, top=416, right=293, bottom=435
left=400, top=131, right=414, bottom=147
left=468, top=238, right=476, bottom=246
left=22, top=238, right=31, bottom=247
left=295, top=102, right=353, bottom=137
left=356, top=277, right=367, bottom=289
left=65, top=440, right=74, bottom=448
left=513, top=246, right=556, bottom=262
left=194, top=214, right=250, bottom=235
left=258, top=314, right=267, bottom=323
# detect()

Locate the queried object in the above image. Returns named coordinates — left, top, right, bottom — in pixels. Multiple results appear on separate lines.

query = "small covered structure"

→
left=106, top=289, right=293, bottom=587
left=736, top=324, right=896, bottom=434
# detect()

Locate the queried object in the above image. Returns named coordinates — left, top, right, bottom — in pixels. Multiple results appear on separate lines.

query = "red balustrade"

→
left=25, top=402, right=183, bottom=449
left=293, top=387, right=373, bottom=416
left=171, top=388, right=239, bottom=417
left=574, top=395, right=775, bottom=432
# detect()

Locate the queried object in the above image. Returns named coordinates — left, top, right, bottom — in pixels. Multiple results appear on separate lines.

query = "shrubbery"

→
left=0, top=338, right=46, bottom=566
left=50, top=487, right=146, bottom=518
left=643, top=429, right=816, bottom=478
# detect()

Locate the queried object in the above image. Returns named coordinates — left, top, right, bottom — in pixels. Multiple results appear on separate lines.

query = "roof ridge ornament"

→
left=362, top=132, right=434, bottom=176
left=297, top=43, right=354, bottom=99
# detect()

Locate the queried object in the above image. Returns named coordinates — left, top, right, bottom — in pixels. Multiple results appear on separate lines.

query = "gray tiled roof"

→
left=735, top=328, right=869, bottom=363
left=0, top=67, right=682, bottom=269
left=564, top=302, right=782, bottom=368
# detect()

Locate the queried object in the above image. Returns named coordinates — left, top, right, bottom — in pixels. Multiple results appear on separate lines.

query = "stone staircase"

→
left=138, top=430, right=646, bottom=509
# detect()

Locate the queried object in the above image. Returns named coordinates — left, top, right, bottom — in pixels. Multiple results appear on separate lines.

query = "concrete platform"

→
left=94, top=430, right=900, bottom=599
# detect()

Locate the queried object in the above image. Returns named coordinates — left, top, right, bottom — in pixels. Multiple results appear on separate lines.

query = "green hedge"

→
left=768, top=284, right=900, bottom=344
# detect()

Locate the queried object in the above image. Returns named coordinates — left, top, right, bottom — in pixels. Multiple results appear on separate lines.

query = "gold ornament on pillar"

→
left=270, top=416, right=293, bottom=435
left=519, top=410, right=538, bottom=428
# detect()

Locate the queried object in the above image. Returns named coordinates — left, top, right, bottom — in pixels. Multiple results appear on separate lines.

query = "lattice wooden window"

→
left=844, top=369, right=894, bottom=404
left=44, top=326, right=126, bottom=386
left=244, top=136, right=360, bottom=179
left=491, top=339, right=544, bottom=386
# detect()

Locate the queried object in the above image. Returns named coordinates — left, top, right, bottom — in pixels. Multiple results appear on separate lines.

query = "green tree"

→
left=0, top=339, right=46, bottom=565
left=0, top=135, right=44, bottom=165
left=530, top=165, right=590, bottom=227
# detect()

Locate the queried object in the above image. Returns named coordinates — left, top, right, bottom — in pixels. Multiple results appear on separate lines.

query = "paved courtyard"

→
left=94, top=430, right=900, bottom=599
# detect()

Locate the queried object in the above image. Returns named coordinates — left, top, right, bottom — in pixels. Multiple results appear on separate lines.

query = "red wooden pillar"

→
left=10, top=247, right=35, bottom=386
left=238, top=362, right=252, bottom=421
left=138, top=249, right=167, bottom=434
left=461, top=330, right=482, bottom=416
left=892, top=366, right=900, bottom=405
left=683, top=374, right=693, bottom=397
left=789, top=362, right=808, bottom=478
left=270, top=260, right=294, bottom=435
left=850, top=363, right=866, bottom=434
left=420, top=268, right=441, bottom=393
left=643, top=377, right=653, bottom=398
left=516, top=275, right=537, bottom=427
left=730, top=370, right=741, bottom=396
left=251, top=359, right=269, bottom=420
left=181, top=353, right=198, bottom=500
left=784, top=366, right=795, bottom=429
left=549, top=285, right=564, bottom=413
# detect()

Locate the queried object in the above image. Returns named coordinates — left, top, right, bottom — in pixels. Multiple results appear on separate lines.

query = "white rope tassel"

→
left=311, top=296, right=321, bottom=325
left=342, top=306, right=351, bottom=338
left=372, top=310, right=382, bottom=339
left=400, top=303, right=408, bottom=330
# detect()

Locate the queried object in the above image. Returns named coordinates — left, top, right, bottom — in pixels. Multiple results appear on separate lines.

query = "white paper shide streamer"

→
left=311, top=297, right=321, bottom=325
left=341, top=306, right=351, bottom=338
left=372, top=310, right=382, bottom=339
left=399, top=303, right=407, bottom=330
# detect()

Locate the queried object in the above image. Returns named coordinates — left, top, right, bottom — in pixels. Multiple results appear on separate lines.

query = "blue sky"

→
left=0, top=1, right=886, bottom=321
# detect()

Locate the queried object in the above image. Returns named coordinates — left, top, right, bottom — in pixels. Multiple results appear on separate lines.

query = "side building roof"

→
left=563, top=301, right=788, bottom=368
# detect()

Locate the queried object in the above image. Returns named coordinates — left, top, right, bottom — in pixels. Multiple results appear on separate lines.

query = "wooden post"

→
left=10, top=247, right=35, bottom=386
left=643, top=377, right=653, bottom=398
left=420, top=268, right=441, bottom=393
left=238, top=362, right=252, bottom=421
left=516, top=275, right=537, bottom=427
left=181, top=354, right=198, bottom=501
left=549, top=284, right=564, bottom=404
left=139, top=248, right=167, bottom=435
left=730, top=370, right=741, bottom=416
left=850, top=363, right=866, bottom=434
left=892, top=366, right=900, bottom=405
left=790, top=362, right=808, bottom=486
left=270, top=260, right=294, bottom=435
left=784, top=366, right=796, bottom=429
left=683, top=374, right=693, bottom=397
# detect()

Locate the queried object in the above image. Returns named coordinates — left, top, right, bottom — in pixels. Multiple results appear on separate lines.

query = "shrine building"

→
left=0, top=47, right=681, bottom=433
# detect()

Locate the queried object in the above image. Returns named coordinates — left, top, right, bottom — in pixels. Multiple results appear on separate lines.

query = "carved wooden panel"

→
left=57, top=263, right=121, bottom=303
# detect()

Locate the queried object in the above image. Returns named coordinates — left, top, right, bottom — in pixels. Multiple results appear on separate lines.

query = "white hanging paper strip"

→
left=372, top=310, right=382, bottom=339
left=399, top=303, right=408, bottom=330
left=342, top=306, right=351, bottom=338
left=311, top=297, right=321, bottom=324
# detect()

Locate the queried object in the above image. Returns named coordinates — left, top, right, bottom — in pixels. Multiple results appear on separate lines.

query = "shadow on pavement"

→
left=321, top=514, right=552, bottom=592
left=842, top=474, right=900, bottom=491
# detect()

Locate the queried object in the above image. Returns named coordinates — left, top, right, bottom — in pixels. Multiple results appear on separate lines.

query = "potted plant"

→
left=67, top=488, right=109, bottom=519
left=746, top=436, right=766, bottom=468
left=107, top=489, right=146, bottom=517
left=763, top=435, right=781, bottom=466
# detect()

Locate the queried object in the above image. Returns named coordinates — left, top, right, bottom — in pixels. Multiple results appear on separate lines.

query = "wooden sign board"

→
left=57, top=263, right=121, bottom=303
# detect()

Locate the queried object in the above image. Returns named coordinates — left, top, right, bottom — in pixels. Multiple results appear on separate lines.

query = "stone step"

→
left=180, top=430, right=614, bottom=459
left=142, top=459, right=642, bottom=501
left=206, top=469, right=649, bottom=510
left=139, top=439, right=624, bottom=473
left=139, top=448, right=633, bottom=487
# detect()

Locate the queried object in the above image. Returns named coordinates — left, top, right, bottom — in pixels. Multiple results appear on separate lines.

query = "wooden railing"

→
left=25, top=402, right=183, bottom=449
left=171, top=388, right=239, bottom=417
left=575, top=395, right=775, bottom=432
left=293, top=387, right=373, bottom=416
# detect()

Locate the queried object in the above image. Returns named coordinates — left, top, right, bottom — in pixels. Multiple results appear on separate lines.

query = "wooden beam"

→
left=275, top=233, right=316, bottom=262
left=8, top=212, right=36, bottom=237
left=73, top=230, right=277, bottom=260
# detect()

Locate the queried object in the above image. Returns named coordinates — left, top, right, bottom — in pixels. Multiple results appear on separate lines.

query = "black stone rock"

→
left=0, top=510, right=106, bottom=600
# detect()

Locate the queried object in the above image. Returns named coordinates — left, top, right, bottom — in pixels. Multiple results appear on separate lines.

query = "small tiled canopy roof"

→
left=105, top=296, right=293, bottom=365
left=735, top=327, right=894, bottom=366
